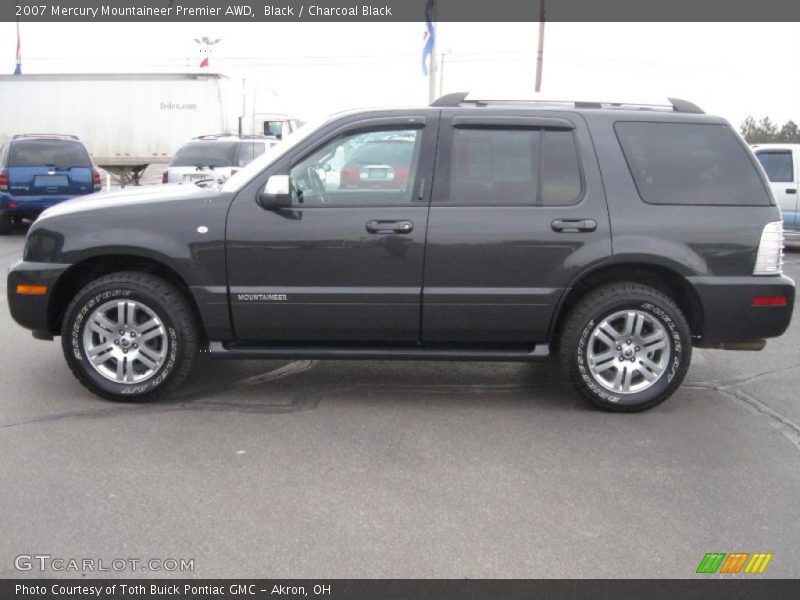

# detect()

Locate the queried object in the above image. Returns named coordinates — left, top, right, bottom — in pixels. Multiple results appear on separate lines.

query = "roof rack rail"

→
left=430, top=92, right=470, bottom=107
left=429, top=92, right=704, bottom=114
left=667, top=97, right=704, bottom=114
left=12, top=133, right=80, bottom=140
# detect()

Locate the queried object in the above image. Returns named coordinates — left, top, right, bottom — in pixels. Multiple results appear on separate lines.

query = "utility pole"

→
left=439, top=50, right=448, bottom=97
left=535, top=0, right=545, bottom=92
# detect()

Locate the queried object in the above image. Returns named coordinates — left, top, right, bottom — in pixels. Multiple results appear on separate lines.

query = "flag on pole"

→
left=14, top=20, right=22, bottom=75
left=422, top=0, right=435, bottom=75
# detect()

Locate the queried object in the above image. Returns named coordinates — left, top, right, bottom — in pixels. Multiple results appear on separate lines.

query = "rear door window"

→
left=445, top=127, right=582, bottom=206
left=615, top=122, right=771, bottom=206
left=756, top=151, right=794, bottom=183
left=8, top=139, right=92, bottom=168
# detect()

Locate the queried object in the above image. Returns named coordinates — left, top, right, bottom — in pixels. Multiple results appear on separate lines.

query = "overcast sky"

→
left=1, top=21, right=798, bottom=127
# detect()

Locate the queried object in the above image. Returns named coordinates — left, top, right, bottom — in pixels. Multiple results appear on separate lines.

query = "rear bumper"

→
left=784, top=229, right=800, bottom=245
left=1, top=193, right=80, bottom=218
left=689, top=274, right=795, bottom=345
left=7, top=259, right=71, bottom=336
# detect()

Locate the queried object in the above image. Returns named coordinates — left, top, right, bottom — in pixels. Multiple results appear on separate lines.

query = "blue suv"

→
left=0, top=134, right=100, bottom=235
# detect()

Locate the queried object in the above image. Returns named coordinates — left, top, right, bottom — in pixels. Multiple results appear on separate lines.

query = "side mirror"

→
left=257, top=174, right=292, bottom=210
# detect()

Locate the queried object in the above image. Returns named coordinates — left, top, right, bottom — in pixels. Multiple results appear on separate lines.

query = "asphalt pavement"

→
left=1, top=227, right=799, bottom=579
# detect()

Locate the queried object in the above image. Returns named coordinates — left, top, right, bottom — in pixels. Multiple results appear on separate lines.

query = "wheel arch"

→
left=48, top=253, right=207, bottom=342
left=549, top=261, right=705, bottom=344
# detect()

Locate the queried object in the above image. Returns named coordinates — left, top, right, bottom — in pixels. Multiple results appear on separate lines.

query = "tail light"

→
left=0, top=169, right=8, bottom=191
left=162, top=170, right=168, bottom=184
left=92, top=170, right=102, bottom=191
left=340, top=167, right=358, bottom=186
left=753, top=221, right=784, bottom=275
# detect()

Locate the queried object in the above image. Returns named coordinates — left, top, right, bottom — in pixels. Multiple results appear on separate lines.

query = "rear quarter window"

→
left=755, top=151, right=794, bottom=183
left=615, top=122, right=771, bottom=206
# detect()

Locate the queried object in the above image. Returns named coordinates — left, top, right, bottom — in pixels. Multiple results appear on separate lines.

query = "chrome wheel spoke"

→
left=621, top=311, right=636, bottom=337
left=594, top=323, right=618, bottom=348
left=88, top=342, right=114, bottom=365
left=135, top=352, right=158, bottom=370
left=90, top=313, right=116, bottom=336
left=612, top=366, right=625, bottom=390
left=621, top=365, right=635, bottom=393
left=638, top=360, right=659, bottom=382
left=138, top=320, right=165, bottom=342
left=643, top=332, right=667, bottom=354
left=138, top=344, right=163, bottom=364
left=633, top=313, right=645, bottom=337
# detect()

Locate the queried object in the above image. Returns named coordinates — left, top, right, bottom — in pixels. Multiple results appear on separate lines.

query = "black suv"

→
left=7, top=93, right=795, bottom=411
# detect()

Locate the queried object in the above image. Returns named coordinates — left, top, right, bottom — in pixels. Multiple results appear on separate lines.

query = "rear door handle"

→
left=366, top=220, right=414, bottom=234
left=786, top=188, right=797, bottom=194
left=551, top=218, right=597, bottom=233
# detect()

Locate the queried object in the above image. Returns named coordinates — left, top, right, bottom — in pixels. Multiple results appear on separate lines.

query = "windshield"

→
left=222, top=116, right=329, bottom=192
left=171, top=141, right=238, bottom=168
left=9, top=139, right=92, bottom=168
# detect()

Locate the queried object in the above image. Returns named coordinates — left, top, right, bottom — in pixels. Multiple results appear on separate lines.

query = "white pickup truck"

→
left=753, top=144, right=800, bottom=244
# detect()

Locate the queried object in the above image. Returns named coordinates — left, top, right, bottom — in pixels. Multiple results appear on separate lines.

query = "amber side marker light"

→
left=16, top=284, right=47, bottom=295
left=751, top=296, right=788, bottom=307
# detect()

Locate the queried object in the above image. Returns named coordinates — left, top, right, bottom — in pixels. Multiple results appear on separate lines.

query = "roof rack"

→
left=191, top=133, right=278, bottom=140
left=430, top=92, right=704, bottom=114
left=12, top=133, right=80, bottom=140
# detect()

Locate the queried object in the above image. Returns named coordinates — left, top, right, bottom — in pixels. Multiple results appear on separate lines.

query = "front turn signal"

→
left=16, top=284, right=47, bottom=295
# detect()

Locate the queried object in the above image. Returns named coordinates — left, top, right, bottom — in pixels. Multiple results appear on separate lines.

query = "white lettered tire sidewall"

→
left=561, top=283, right=692, bottom=412
left=61, top=272, right=198, bottom=401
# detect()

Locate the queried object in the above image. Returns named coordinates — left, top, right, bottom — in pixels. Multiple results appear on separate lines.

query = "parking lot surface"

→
left=1, top=229, right=799, bottom=578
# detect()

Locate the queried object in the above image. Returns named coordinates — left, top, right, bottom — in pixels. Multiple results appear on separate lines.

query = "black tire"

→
left=0, top=215, right=12, bottom=235
left=60, top=271, right=199, bottom=401
left=558, top=282, right=692, bottom=412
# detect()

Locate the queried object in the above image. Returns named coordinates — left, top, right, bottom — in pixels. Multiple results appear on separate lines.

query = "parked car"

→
left=7, top=93, right=795, bottom=411
left=162, top=135, right=277, bottom=184
left=339, top=135, right=416, bottom=190
left=0, top=134, right=100, bottom=234
left=752, top=144, right=800, bottom=245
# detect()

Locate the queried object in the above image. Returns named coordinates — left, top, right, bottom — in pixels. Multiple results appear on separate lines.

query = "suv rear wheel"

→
left=61, top=271, right=199, bottom=401
left=559, top=282, right=692, bottom=412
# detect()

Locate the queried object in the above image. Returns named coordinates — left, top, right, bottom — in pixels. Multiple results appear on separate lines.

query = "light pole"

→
left=535, top=0, right=545, bottom=92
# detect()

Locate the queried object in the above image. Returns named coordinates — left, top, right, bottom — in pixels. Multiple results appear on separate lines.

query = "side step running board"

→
left=207, top=342, right=550, bottom=362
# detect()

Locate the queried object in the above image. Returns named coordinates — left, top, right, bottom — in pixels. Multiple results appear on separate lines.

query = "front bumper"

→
left=7, top=259, right=72, bottom=336
left=690, top=274, right=795, bottom=345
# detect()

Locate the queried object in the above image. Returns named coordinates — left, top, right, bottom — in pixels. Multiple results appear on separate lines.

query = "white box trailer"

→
left=0, top=72, right=280, bottom=185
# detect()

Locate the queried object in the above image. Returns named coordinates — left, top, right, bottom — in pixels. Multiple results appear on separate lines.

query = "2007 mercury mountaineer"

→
left=7, top=92, right=796, bottom=411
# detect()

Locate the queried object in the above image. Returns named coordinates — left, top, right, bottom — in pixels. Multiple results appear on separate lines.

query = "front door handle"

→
left=366, top=220, right=414, bottom=234
left=786, top=188, right=797, bottom=195
left=551, top=218, right=597, bottom=233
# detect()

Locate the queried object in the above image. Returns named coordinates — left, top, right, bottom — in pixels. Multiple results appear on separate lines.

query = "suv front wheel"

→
left=61, top=271, right=199, bottom=401
left=559, top=282, right=692, bottom=412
